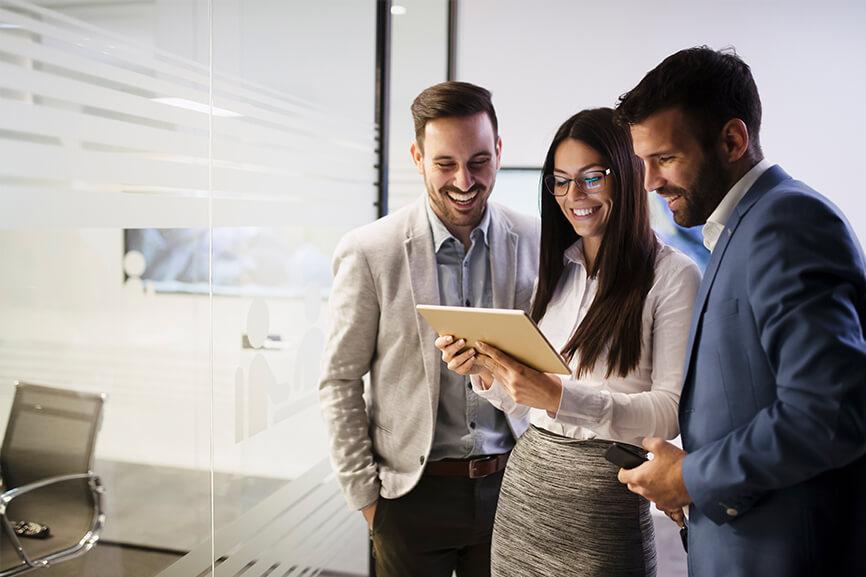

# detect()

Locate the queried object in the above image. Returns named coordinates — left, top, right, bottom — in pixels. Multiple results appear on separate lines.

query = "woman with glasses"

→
left=435, top=107, right=700, bottom=576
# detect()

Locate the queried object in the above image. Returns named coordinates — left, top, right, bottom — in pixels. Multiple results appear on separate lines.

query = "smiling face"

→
left=552, top=138, right=613, bottom=252
left=630, top=107, right=730, bottom=227
left=411, top=112, right=501, bottom=238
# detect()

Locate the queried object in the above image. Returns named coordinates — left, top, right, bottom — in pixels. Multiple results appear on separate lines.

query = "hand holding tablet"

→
left=434, top=334, right=492, bottom=383
left=419, top=305, right=572, bottom=413
left=416, top=305, right=571, bottom=375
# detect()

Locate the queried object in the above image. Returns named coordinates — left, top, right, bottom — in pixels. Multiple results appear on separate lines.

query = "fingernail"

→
left=445, top=336, right=453, bottom=343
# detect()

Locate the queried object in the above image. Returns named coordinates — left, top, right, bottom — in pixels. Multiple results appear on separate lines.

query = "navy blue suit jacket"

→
left=679, top=165, right=866, bottom=577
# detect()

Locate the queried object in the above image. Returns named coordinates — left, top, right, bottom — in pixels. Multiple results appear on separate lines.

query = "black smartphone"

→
left=604, top=442, right=648, bottom=470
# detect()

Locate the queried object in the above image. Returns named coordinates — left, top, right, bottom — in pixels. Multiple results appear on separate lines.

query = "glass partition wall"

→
left=0, top=1, right=378, bottom=575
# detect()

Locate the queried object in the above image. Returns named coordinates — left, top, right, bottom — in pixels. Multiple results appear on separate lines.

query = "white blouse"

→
left=473, top=239, right=701, bottom=446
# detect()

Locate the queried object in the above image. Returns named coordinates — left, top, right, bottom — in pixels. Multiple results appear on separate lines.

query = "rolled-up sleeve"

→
left=470, top=374, right=531, bottom=419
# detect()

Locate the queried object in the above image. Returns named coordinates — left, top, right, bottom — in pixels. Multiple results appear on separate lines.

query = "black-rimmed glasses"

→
left=543, top=168, right=611, bottom=197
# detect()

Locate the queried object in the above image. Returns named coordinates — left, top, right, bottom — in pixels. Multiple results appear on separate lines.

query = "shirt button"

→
left=465, top=299, right=470, bottom=307
left=419, top=455, right=425, bottom=465
left=469, top=422, right=476, bottom=429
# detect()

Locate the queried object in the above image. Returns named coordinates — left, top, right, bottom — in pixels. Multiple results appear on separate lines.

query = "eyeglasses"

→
left=543, top=168, right=611, bottom=197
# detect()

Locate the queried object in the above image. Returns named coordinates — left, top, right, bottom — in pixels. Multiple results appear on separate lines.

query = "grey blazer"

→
left=319, top=196, right=540, bottom=510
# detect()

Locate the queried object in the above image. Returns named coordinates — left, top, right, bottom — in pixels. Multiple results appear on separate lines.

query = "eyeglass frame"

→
left=543, top=168, right=612, bottom=197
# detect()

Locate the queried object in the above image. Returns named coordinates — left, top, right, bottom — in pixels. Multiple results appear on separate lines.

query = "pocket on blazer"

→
left=717, top=344, right=759, bottom=428
left=373, top=422, right=393, bottom=435
left=704, top=297, right=739, bottom=321
left=371, top=422, right=395, bottom=459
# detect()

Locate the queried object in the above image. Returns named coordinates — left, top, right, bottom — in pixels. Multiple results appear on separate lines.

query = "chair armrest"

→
left=0, top=473, right=99, bottom=512
left=0, top=472, right=104, bottom=572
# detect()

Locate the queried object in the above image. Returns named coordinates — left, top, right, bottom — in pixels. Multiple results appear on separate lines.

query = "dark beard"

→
left=661, top=154, right=731, bottom=228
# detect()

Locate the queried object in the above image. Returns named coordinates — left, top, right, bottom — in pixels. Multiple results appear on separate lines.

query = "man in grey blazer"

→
left=319, top=81, right=539, bottom=577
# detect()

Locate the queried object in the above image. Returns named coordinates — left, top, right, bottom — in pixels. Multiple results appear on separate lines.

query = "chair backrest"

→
left=0, top=383, right=105, bottom=490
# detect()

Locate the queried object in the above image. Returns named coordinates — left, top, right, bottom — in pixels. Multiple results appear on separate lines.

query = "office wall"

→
left=387, top=0, right=449, bottom=211
left=456, top=0, right=866, bottom=244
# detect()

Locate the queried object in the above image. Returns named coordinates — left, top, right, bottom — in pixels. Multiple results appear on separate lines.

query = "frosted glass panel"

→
left=0, top=1, right=379, bottom=576
left=0, top=0, right=212, bottom=229
left=0, top=1, right=214, bottom=574
left=206, top=1, right=375, bottom=573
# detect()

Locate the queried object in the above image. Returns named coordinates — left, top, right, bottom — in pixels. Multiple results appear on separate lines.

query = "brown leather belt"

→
left=423, top=452, right=510, bottom=479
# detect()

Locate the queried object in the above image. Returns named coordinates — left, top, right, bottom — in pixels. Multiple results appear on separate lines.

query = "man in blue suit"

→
left=615, top=47, right=866, bottom=576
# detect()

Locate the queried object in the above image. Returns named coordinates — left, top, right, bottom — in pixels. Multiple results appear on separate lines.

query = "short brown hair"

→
left=410, top=81, right=498, bottom=151
left=616, top=46, right=762, bottom=154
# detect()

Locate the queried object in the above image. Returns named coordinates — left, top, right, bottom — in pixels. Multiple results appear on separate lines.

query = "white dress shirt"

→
left=702, top=159, right=772, bottom=252
left=473, top=239, right=701, bottom=446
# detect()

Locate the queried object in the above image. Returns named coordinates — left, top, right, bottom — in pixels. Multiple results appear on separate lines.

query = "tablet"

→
left=416, top=305, right=571, bottom=375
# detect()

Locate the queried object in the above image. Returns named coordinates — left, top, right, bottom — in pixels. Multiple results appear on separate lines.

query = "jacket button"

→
left=419, top=456, right=425, bottom=465
left=725, top=507, right=738, bottom=517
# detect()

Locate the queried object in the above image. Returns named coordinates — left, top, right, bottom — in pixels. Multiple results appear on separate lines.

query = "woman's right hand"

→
left=434, top=335, right=494, bottom=389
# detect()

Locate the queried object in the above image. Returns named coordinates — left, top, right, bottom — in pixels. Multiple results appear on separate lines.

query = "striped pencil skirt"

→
left=491, top=425, right=656, bottom=577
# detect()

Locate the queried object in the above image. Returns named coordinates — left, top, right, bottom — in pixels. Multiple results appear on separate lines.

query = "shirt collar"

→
left=425, top=198, right=491, bottom=252
left=702, top=158, right=772, bottom=252
left=563, top=238, right=586, bottom=268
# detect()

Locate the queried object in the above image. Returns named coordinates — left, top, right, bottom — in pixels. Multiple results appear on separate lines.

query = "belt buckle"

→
left=468, top=455, right=495, bottom=479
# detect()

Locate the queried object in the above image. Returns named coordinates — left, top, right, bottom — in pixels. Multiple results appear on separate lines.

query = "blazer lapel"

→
left=488, top=205, right=518, bottom=309
left=404, top=198, right=441, bottom=412
left=680, top=165, right=791, bottom=404
left=483, top=204, right=527, bottom=436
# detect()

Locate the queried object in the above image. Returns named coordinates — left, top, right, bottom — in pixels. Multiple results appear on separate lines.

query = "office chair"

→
left=0, top=382, right=106, bottom=576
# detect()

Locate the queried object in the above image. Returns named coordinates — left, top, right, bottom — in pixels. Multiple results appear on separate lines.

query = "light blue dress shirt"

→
left=425, top=201, right=515, bottom=460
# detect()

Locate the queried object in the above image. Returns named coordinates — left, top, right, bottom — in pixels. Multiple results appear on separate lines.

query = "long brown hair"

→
left=530, top=108, right=658, bottom=378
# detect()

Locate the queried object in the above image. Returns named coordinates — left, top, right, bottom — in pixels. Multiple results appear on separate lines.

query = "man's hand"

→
left=434, top=335, right=494, bottom=388
left=361, top=501, right=377, bottom=529
left=658, top=505, right=686, bottom=528
left=474, top=342, right=562, bottom=413
left=617, top=437, right=692, bottom=511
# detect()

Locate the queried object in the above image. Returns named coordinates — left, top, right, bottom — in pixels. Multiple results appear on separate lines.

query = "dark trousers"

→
left=371, top=469, right=504, bottom=577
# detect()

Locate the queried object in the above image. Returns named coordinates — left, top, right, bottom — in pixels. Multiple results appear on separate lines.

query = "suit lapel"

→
left=680, top=218, right=736, bottom=390
left=680, top=165, right=791, bottom=406
left=404, top=198, right=441, bottom=412
left=488, top=205, right=518, bottom=309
